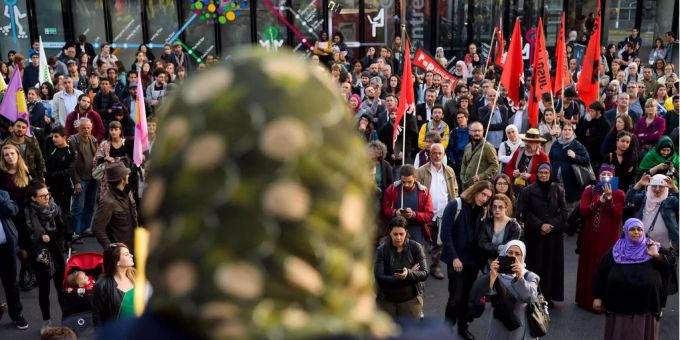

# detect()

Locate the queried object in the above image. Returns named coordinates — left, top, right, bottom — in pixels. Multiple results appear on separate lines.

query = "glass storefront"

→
left=109, top=0, right=143, bottom=66
left=0, top=0, right=675, bottom=68
left=72, top=0, right=106, bottom=46
left=34, top=1, right=66, bottom=56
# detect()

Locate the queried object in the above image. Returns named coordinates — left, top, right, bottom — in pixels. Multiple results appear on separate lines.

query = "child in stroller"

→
left=61, top=252, right=103, bottom=338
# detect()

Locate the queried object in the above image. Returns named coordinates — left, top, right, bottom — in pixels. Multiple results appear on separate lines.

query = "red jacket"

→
left=381, top=180, right=435, bottom=238
left=504, top=147, right=550, bottom=184
left=65, top=107, right=106, bottom=143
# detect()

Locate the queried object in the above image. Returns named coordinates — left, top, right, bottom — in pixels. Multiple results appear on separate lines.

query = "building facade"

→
left=0, top=0, right=677, bottom=67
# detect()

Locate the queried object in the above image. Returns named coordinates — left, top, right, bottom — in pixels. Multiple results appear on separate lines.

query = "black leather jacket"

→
left=92, top=275, right=124, bottom=327
left=478, top=217, right=523, bottom=261
left=374, top=239, right=429, bottom=299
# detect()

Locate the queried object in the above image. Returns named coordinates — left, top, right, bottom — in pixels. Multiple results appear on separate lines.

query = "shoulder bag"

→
left=571, top=163, right=596, bottom=187
left=526, top=273, right=550, bottom=337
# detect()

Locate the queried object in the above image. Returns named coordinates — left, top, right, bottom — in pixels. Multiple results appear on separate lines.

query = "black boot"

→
left=458, top=325, right=475, bottom=340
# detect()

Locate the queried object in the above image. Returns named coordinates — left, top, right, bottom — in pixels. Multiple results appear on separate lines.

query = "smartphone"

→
left=498, top=256, right=516, bottom=274
left=601, top=177, right=619, bottom=192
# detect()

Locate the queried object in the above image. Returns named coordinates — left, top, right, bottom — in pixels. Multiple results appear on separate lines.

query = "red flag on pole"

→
left=499, top=19, right=523, bottom=108
left=494, top=17, right=504, bottom=68
left=553, top=12, right=570, bottom=95
left=394, top=39, right=415, bottom=147
left=527, top=18, right=552, bottom=127
left=576, top=0, right=602, bottom=107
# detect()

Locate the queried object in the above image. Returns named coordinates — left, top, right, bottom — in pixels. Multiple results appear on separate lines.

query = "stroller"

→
left=61, top=242, right=103, bottom=338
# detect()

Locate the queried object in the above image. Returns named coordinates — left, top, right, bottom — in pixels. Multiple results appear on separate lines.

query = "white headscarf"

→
left=498, top=240, right=527, bottom=276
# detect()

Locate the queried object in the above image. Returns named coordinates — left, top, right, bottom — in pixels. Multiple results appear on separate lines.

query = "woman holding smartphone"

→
left=487, top=240, right=540, bottom=339
left=575, top=165, right=625, bottom=312
left=374, top=216, right=429, bottom=320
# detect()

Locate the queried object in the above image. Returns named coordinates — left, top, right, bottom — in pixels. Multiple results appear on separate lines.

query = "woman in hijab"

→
left=575, top=164, right=625, bottom=312
left=435, top=47, right=449, bottom=68
left=453, top=61, right=469, bottom=82
left=638, top=136, right=679, bottom=181
left=487, top=240, right=540, bottom=340
left=498, top=125, right=524, bottom=174
left=548, top=122, right=591, bottom=203
left=626, top=174, right=679, bottom=249
left=593, top=218, right=676, bottom=340
left=518, top=163, right=567, bottom=307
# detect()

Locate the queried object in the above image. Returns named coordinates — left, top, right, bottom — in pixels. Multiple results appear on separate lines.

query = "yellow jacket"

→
left=418, top=121, right=450, bottom=150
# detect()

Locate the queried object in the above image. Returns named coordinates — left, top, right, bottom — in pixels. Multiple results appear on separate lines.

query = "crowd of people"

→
left=0, top=22, right=675, bottom=340
left=320, top=26, right=679, bottom=340
left=0, top=35, right=194, bottom=337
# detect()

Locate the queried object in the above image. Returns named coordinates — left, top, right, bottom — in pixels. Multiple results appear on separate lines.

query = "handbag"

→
left=526, top=273, right=550, bottom=337
left=571, top=163, right=596, bottom=187
left=92, top=163, right=107, bottom=180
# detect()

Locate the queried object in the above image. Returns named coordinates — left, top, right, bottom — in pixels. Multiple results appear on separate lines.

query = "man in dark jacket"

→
left=0, top=190, right=29, bottom=329
left=45, top=126, right=76, bottom=214
left=92, top=162, right=138, bottom=251
left=168, top=42, right=192, bottom=73
left=93, top=77, right=120, bottom=122
left=476, top=89, right=510, bottom=149
left=22, top=53, right=40, bottom=91
left=576, top=101, right=610, bottom=171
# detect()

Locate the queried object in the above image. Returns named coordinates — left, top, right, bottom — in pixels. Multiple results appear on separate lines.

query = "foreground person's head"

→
left=142, top=48, right=393, bottom=339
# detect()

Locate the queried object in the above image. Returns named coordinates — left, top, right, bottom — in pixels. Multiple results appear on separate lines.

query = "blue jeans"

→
left=70, top=179, right=97, bottom=234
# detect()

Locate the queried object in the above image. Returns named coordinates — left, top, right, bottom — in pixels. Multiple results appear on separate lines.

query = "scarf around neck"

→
left=29, top=199, right=60, bottom=233
left=557, top=133, right=575, bottom=146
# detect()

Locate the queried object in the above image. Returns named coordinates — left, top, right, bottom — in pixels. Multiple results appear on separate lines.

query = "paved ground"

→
left=0, top=235, right=677, bottom=339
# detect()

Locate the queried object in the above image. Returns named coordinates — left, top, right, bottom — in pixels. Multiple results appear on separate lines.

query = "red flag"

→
left=394, top=40, right=415, bottom=147
left=553, top=12, right=570, bottom=95
left=494, top=17, right=504, bottom=68
left=576, top=0, right=602, bottom=107
left=499, top=19, right=523, bottom=108
left=527, top=18, right=552, bottom=127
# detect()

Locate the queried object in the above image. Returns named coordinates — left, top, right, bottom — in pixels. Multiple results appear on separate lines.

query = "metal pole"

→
left=400, top=0, right=407, bottom=209
left=475, top=92, right=501, bottom=177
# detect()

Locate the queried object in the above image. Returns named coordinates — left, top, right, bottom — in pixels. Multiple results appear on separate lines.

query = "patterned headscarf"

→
left=142, top=48, right=394, bottom=339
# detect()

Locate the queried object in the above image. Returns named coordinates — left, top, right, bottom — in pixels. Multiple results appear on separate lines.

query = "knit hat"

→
left=141, top=48, right=394, bottom=339
left=598, top=164, right=615, bottom=177
left=537, top=162, right=551, bottom=171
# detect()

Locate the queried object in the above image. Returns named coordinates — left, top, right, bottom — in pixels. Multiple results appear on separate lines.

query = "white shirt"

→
left=429, top=163, right=449, bottom=220
left=513, top=110, right=525, bottom=133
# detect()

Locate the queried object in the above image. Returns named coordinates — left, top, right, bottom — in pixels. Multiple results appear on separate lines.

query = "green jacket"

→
left=460, top=140, right=499, bottom=189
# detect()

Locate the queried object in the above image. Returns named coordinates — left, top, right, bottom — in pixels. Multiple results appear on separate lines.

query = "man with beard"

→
left=65, top=94, right=106, bottom=142
left=504, top=128, right=550, bottom=190
left=476, top=89, right=509, bottom=149
left=68, top=118, right=98, bottom=237
left=416, top=143, right=458, bottom=280
left=460, top=121, right=499, bottom=189
left=378, top=109, right=419, bottom=166
left=416, top=89, right=438, bottom=127
left=382, top=164, right=434, bottom=246
left=93, top=77, right=120, bottom=122
left=168, top=41, right=192, bottom=73
left=418, top=105, right=450, bottom=150
left=2, top=119, right=45, bottom=179
left=641, top=66, right=658, bottom=99
left=359, top=71, right=371, bottom=100
left=52, top=77, right=84, bottom=128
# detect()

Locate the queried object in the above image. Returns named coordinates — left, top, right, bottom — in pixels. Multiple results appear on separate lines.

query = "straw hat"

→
left=520, top=128, right=547, bottom=143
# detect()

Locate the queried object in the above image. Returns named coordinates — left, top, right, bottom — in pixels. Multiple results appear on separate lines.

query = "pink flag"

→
left=133, top=72, right=149, bottom=167
left=0, top=69, right=31, bottom=136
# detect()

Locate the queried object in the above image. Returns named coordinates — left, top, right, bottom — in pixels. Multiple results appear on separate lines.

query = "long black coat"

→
left=518, top=182, right=568, bottom=301
left=548, top=139, right=591, bottom=202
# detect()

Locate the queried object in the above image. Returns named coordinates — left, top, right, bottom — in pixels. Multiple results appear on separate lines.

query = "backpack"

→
left=437, top=197, right=462, bottom=246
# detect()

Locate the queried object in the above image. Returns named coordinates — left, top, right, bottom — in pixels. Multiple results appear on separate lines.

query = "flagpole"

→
left=400, top=0, right=407, bottom=210
left=475, top=91, right=500, bottom=177
left=483, top=26, right=498, bottom=77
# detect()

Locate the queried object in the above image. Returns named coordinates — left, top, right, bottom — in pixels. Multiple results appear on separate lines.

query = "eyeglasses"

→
left=37, top=193, right=50, bottom=199
left=492, top=204, right=506, bottom=211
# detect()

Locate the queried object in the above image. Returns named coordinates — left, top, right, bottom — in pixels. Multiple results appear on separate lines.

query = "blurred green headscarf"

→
left=141, top=48, right=394, bottom=339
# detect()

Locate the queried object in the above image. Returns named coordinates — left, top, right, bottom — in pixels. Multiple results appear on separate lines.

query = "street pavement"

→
left=0, top=235, right=677, bottom=339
